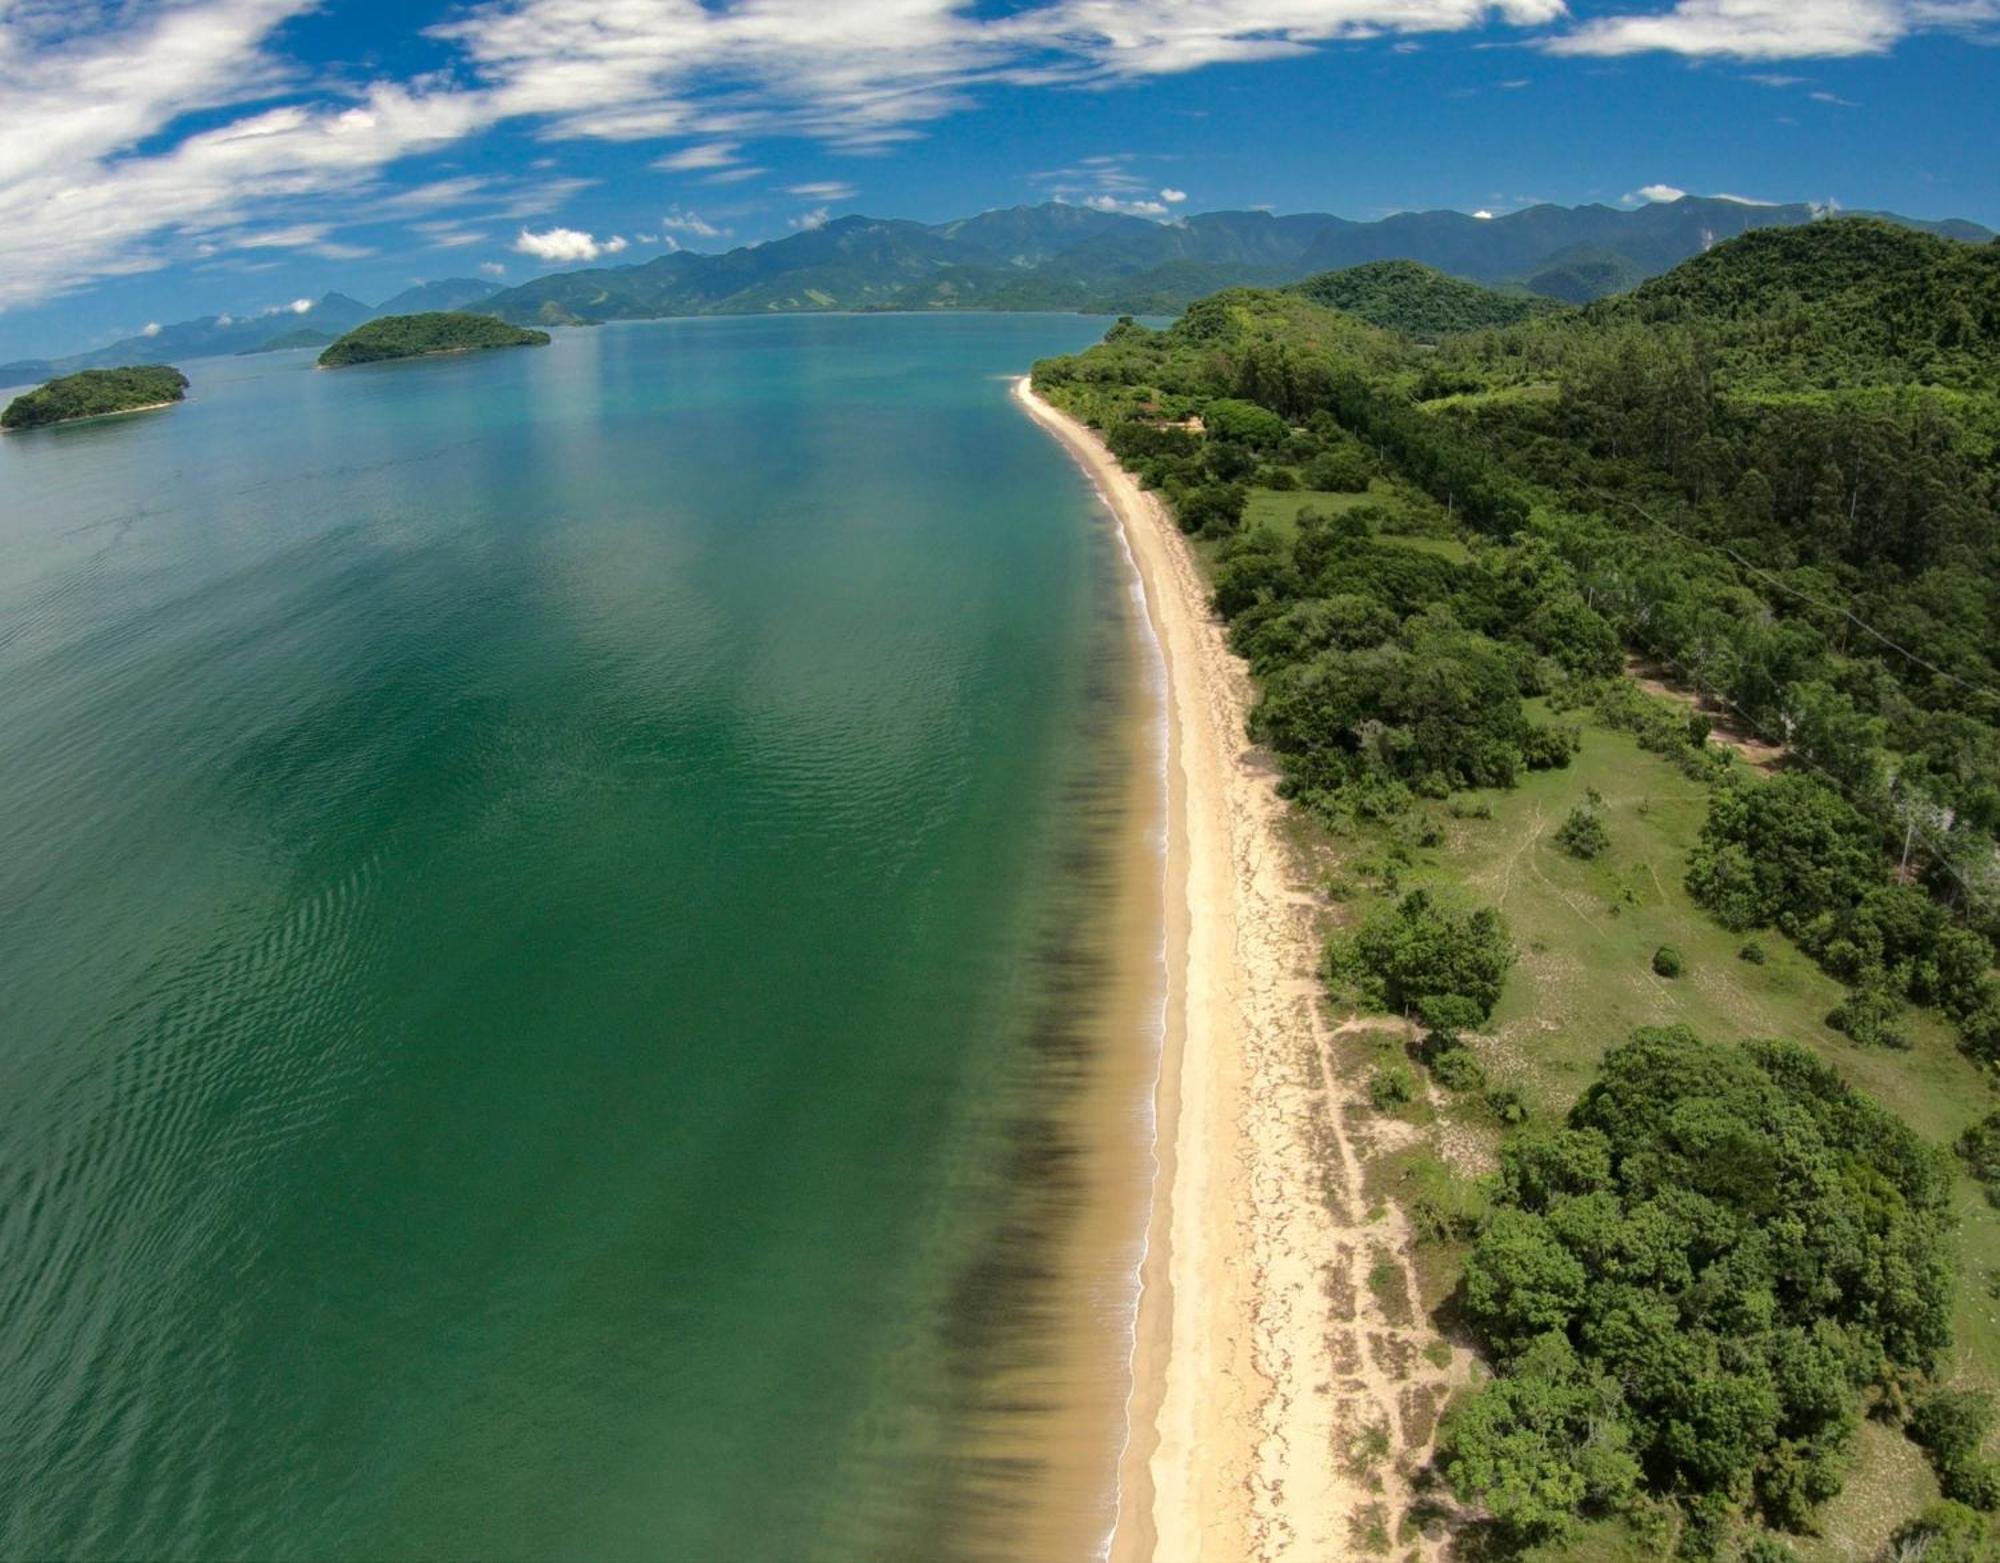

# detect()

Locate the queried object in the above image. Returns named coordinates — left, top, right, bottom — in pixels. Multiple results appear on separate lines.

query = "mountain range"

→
left=6, top=196, right=1990, bottom=382
left=0, top=278, right=502, bottom=385
left=470, top=196, right=1991, bottom=327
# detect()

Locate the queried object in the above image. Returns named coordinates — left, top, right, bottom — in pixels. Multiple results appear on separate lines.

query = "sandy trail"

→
left=1014, top=380, right=1459, bottom=1563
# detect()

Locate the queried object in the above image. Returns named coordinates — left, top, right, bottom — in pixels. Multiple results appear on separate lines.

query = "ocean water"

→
left=0, top=314, right=1148, bottom=1561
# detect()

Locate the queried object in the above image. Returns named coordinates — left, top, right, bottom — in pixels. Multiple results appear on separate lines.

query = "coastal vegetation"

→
left=2, top=365, right=187, bottom=429
left=317, top=311, right=549, bottom=367
left=1034, top=215, right=2000, bottom=1556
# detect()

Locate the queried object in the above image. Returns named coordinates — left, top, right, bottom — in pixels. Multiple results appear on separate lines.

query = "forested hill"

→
left=469, top=197, right=1990, bottom=328
left=1031, top=210, right=2000, bottom=1560
left=1287, top=261, right=1561, bottom=339
left=1594, top=218, right=2000, bottom=388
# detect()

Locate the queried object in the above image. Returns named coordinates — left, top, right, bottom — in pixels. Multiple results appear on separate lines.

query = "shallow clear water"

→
left=0, top=314, right=1133, bottom=1561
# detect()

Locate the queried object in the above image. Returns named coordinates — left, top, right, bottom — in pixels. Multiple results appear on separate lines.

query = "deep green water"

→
left=0, top=314, right=1136, bottom=1561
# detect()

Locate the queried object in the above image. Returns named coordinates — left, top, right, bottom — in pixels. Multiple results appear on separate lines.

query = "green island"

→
left=316, top=311, right=550, bottom=367
left=1036, top=219, right=2000, bottom=1559
left=2, top=365, right=189, bottom=430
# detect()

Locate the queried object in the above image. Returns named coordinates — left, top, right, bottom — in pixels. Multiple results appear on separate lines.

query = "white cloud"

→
left=1080, top=193, right=1170, bottom=219
left=1159, top=186, right=1188, bottom=203
left=651, top=141, right=741, bottom=172
left=702, top=165, right=767, bottom=184
left=789, top=206, right=830, bottom=230
left=1473, top=208, right=1495, bottom=219
left=142, top=321, right=162, bottom=336
left=514, top=225, right=606, bottom=262
left=787, top=180, right=858, bottom=200
left=479, top=260, right=507, bottom=276
left=1546, top=0, right=1993, bottom=58
left=284, top=296, right=313, bottom=313
left=604, top=234, right=628, bottom=252
left=661, top=206, right=724, bottom=238
left=1633, top=183, right=1688, bottom=202
left=0, top=0, right=1984, bottom=316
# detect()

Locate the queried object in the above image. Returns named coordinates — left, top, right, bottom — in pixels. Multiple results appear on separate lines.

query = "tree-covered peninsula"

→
left=2, top=365, right=189, bottom=430
left=317, top=312, right=549, bottom=367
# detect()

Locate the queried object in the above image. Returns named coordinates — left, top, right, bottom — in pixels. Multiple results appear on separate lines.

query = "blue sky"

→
left=2, top=0, right=1996, bottom=360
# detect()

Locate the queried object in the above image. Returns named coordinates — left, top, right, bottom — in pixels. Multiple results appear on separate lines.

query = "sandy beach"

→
left=1015, top=378, right=1460, bottom=1563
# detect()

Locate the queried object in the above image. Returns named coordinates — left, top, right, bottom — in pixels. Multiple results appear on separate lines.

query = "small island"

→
left=317, top=312, right=550, bottom=367
left=2, top=365, right=189, bottom=430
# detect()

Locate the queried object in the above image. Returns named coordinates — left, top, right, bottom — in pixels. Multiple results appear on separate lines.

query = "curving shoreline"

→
left=1015, top=377, right=1453, bottom=1563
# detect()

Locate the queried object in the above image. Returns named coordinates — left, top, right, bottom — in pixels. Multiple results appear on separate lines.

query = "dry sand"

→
left=1015, top=379, right=1461, bottom=1563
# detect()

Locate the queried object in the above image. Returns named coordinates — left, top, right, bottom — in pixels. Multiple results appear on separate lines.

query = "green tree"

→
left=1325, top=888, right=1515, bottom=1024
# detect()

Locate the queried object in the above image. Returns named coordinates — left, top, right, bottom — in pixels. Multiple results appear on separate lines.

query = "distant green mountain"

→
left=241, top=326, right=336, bottom=355
left=1288, top=260, right=1560, bottom=338
left=372, top=277, right=503, bottom=316
left=472, top=197, right=1994, bottom=328
left=317, top=312, right=549, bottom=367
left=3, top=365, right=188, bottom=430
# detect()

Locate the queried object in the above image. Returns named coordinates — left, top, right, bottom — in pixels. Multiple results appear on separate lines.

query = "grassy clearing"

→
left=1327, top=712, right=2000, bottom=1551
left=1243, top=480, right=1392, bottom=538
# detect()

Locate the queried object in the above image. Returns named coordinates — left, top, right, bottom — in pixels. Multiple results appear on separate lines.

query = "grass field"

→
left=1323, top=711, right=2000, bottom=1560
left=1243, top=480, right=1388, bottom=538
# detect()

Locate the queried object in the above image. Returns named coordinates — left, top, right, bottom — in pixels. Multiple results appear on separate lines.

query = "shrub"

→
left=1652, top=945, right=1685, bottom=978
left=1327, top=888, right=1516, bottom=1024
left=1739, top=940, right=1768, bottom=965
left=1825, top=985, right=1909, bottom=1049
left=1912, top=1392, right=2000, bottom=1511
left=1519, top=725, right=1580, bottom=771
left=1885, top=1502, right=1995, bottom=1563
left=1485, top=1086, right=1531, bottom=1125
left=1368, top=1061, right=1418, bottom=1111
left=1175, top=481, right=1248, bottom=536
left=1300, top=445, right=1374, bottom=493
left=1554, top=805, right=1610, bottom=860
left=1959, top=1112, right=2000, bottom=1205
left=1428, top=1045, right=1487, bottom=1093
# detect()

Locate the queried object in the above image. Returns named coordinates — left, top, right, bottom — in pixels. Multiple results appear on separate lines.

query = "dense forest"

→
left=1034, top=218, right=2000, bottom=1555
left=317, top=312, right=549, bottom=367
left=1, top=364, right=188, bottom=429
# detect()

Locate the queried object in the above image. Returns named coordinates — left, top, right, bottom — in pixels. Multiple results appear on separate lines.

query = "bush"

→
left=1175, top=481, right=1248, bottom=536
left=1428, top=1044, right=1487, bottom=1092
left=1884, top=1502, right=1996, bottom=1563
left=1519, top=725, right=1580, bottom=771
left=1326, top=888, right=1516, bottom=1024
left=1554, top=806, right=1610, bottom=860
left=1960, top=1112, right=2000, bottom=1205
left=1485, top=1086, right=1531, bottom=1125
left=1739, top=939, right=1768, bottom=965
left=1912, top=1392, right=2000, bottom=1511
left=1300, top=445, right=1374, bottom=493
left=1652, top=945, right=1685, bottom=978
left=1368, top=1061, right=1418, bottom=1111
left=1825, top=985, right=1909, bottom=1049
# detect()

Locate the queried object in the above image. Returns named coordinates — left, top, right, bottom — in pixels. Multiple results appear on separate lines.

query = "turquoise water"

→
left=0, top=314, right=1136, bottom=1561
